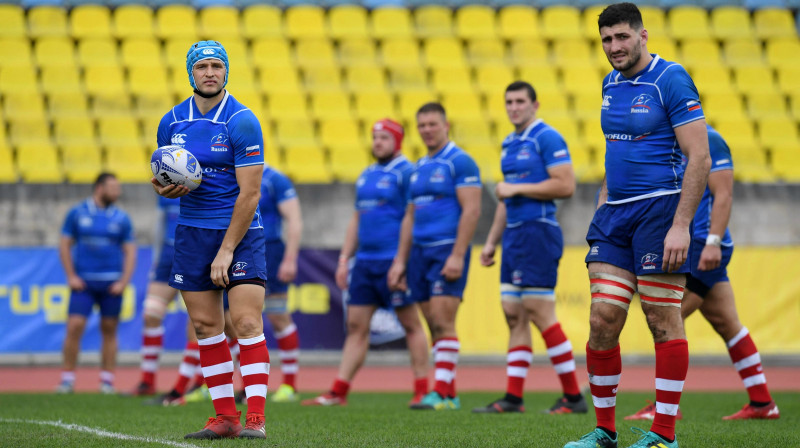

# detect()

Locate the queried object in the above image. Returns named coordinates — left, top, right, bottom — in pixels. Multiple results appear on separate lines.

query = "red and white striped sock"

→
left=198, top=333, right=237, bottom=416
left=587, top=343, right=621, bottom=434
left=727, top=327, right=772, bottom=403
left=239, top=334, right=270, bottom=417
left=414, top=377, right=428, bottom=396
left=140, top=326, right=164, bottom=386
left=506, top=345, right=532, bottom=399
left=433, top=338, right=459, bottom=398
left=173, top=342, right=200, bottom=395
left=275, top=323, right=299, bottom=389
left=228, top=337, right=240, bottom=369
left=651, top=339, right=688, bottom=441
left=543, top=323, right=581, bottom=396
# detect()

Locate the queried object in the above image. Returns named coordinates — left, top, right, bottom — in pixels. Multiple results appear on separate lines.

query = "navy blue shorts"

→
left=68, top=280, right=122, bottom=318
left=686, top=238, right=733, bottom=297
left=265, top=240, right=289, bottom=295
left=150, top=242, right=175, bottom=283
left=585, top=194, right=690, bottom=276
left=407, top=243, right=471, bottom=302
left=347, top=258, right=413, bottom=308
left=169, top=225, right=267, bottom=291
left=501, top=221, right=563, bottom=288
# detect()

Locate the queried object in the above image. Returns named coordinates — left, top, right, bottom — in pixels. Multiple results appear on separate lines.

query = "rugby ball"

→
left=151, top=145, right=202, bottom=191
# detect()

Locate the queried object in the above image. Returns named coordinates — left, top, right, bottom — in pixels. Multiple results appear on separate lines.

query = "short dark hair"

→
left=598, top=2, right=643, bottom=31
left=505, top=81, right=537, bottom=102
left=416, top=102, right=447, bottom=119
left=93, top=172, right=117, bottom=190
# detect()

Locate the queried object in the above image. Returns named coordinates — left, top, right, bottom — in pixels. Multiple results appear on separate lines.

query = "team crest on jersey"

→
left=210, top=133, right=229, bottom=152
left=79, top=216, right=92, bottom=227
left=376, top=175, right=393, bottom=189
left=430, top=167, right=446, bottom=183
left=232, top=261, right=248, bottom=277
left=171, top=134, right=187, bottom=146
left=641, top=253, right=659, bottom=270
left=517, top=146, right=531, bottom=160
left=630, top=94, right=654, bottom=114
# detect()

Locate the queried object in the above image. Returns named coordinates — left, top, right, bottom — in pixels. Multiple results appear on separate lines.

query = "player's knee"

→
left=233, top=316, right=263, bottom=339
left=143, top=294, right=169, bottom=321
left=346, top=317, right=369, bottom=336
left=100, top=319, right=118, bottom=335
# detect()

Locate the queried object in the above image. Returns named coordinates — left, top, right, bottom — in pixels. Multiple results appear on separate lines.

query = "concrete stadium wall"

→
left=0, top=182, right=798, bottom=247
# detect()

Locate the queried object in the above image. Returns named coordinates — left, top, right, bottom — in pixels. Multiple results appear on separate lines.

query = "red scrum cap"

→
left=372, top=118, right=404, bottom=153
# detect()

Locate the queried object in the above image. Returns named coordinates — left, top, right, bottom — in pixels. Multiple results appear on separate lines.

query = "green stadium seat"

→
left=70, top=5, right=113, bottom=40
left=113, top=5, right=154, bottom=39
left=710, top=6, right=753, bottom=40
left=371, top=7, right=413, bottom=40
left=28, top=6, right=68, bottom=39
left=328, top=4, right=369, bottom=40
left=414, top=5, right=453, bottom=38
left=497, top=5, right=539, bottom=40
left=455, top=5, right=497, bottom=40
left=0, top=4, right=26, bottom=39
left=286, top=5, right=327, bottom=40
left=242, top=5, right=282, bottom=40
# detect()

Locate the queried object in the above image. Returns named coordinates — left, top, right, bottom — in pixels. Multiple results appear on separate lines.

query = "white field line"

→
left=0, top=418, right=199, bottom=448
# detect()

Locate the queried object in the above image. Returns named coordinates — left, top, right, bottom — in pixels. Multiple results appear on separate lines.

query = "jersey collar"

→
left=429, top=141, right=455, bottom=159
left=615, top=53, right=661, bottom=83
left=518, top=118, right=543, bottom=140
left=188, top=90, right=230, bottom=122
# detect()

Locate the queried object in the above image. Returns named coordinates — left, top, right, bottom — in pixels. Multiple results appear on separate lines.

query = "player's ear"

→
left=640, top=28, right=648, bottom=46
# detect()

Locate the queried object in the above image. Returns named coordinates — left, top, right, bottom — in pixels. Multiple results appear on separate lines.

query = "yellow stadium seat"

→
left=371, top=7, right=413, bottom=40
left=510, top=39, right=549, bottom=68
left=639, top=7, right=667, bottom=39
left=540, top=6, right=582, bottom=41
left=295, top=39, right=337, bottom=68
left=581, top=116, right=605, bottom=152
left=0, top=66, right=38, bottom=95
left=790, top=94, right=800, bottom=120
left=106, top=144, right=149, bottom=183
left=552, top=39, right=596, bottom=68
left=517, top=66, right=561, bottom=96
left=723, top=39, right=764, bottom=68
left=84, top=66, right=127, bottom=96
left=397, top=90, right=438, bottom=122
left=714, top=116, right=758, bottom=149
left=581, top=5, right=606, bottom=41
left=329, top=4, right=368, bottom=40
left=485, top=93, right=508, bottom=123
left=113, top=5, right=154, bottom=39
left=0, top=4, right=25, bottom=38
left=133, top=94, right=173, bottom=121
left=568, top=143, right=599, bottom=182
left=284, top=146, right=332, bottom=183
left=388, top=67, right=428, bottom=91
left=156, top=5, right=197, bottom=40
left=48, top=92, right=89, bottom=119
left=354, top=91, right=395, bottom=122
left=423, top=37, right=467, bottom=68
left=470, top=147, right=502, bottom=183
left=702, top=92, right=746, bottom=121
left=753, top=8, right=797, bottom=40
left=777, top=67, right=800, bottom=95
left=498, top=5, right=539, bottom=40
left=561, top=67, right=602, bottom=96
left=441, top=92, right=484, bottom=121
left=381, top=38, right=420, bottom=68
left=259, top=67, right=302, bottom=94
left=466, top=38, right=506, bottom=65
left=573, top=92, right=601, bottom=122
left=198, top=6, right=240, bottom=40
left=129, top=66, right=170, bottom=97
left=734, top=66, right=777, bottom=95
left=710, top=6, right=753, bottom=40
left=34, top=37, right=76, bottom=68
left=455, top=5, right=496, bottom=40
left=414, top=5, right=453, bottom=38
left=680, top=39, right=722, bottom=69
left=344, top=66, right=386, bottom=92
left=474, top=65, right=515, bottom=95
left=690, top=66, right=734, bottom=96
left=536, top=91, right=570, bottom=118
left=728, top=143, right=773, bottom=182
left=54, top=116, right=96, bottom=146
left=450, top=118, right=493, bottom=146
left=431, top=67, right=473, bottom=94
left=77, top=38, right=119, bottom=68
left=330, top=148, right=370, bottom=182
left=252, top=38, right=293, bottom=69
left=310, top=91, right=352, bottom=120
left=339, top=38, right=377, bottom=67
left=765, top=38, right=800, bottom=69
left=770, top=143, right=800, bottom=181
left=4, top=93, right=46, bottom=122
left=0, top=148, right=18, bottom=183
left=168, top=66, right=192, bottom=96
left=747, top=92, right=788, bottom=119
left=319, top=118, right=364, bottom=149
left=285, top=5, right=326, bottom=40
left=9, top=117, right=50, bottom=146
left=267, top=92, right=308, bottom=120
left=546, top=116, right=581, bottom=150
left=17, top=142, right=63, bottom=183
left=757, top=116, right=798, bottom=149
left=28, top=6, right=68, bottom=38
left=302, top=66, right=342, bottom=91
left=62, top=143, right=102, bottom=183
left=120, top=38, right=162, bottom=69
left=647, top=36, right=679, bottom=62
left=226, top=67, right=258, bottom=96
left=98, top=116, right=141, bottom=147
left=667, top=6, right=710, bottom=40
left=89, top=93, right=132, bottom=119
left=242, top=5, right=282, bottom=39
left=5, top=38, right=32, bottom=68
left=275, top=119, right=317, bottom=148
left=71, top=5, right=112, bottom=39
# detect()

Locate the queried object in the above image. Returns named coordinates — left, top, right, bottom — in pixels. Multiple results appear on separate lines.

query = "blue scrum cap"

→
left=186, top=40, right=229, bottom=90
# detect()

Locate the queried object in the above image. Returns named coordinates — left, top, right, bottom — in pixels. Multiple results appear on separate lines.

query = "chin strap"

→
left=193, top=88, right=223, bottom=99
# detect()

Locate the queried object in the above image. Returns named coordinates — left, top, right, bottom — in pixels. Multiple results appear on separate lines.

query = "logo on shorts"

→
left=590, top=245, right=599, bottom=256
left=391, top=292, right=405, bottom=307
left=512, top=270, right=523, bottom=285
left=174, top=274, right=184, bottom=283
left=641, top=253, right=659, bottom=270
left=432, top=280, right=444, bottom=295
left=232, top=261, right=248, bottom=277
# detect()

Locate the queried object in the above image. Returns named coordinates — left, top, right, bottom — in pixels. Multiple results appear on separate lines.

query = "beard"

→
left=610, top=42, right=642, bottom=73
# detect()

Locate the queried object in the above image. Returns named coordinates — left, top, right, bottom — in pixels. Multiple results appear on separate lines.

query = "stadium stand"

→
left=0, top=2, right=798, bottom=184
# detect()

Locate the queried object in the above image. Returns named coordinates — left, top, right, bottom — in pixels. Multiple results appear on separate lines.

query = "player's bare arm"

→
left=495, top=164, right=575, bottom=201
left=596, top=175, right=608, bottom=210
left=110, top=242, right=137, bottom=296
left=481, top=201, right=507, bottom=267
left=442, top=186, right=481, bottom=281
left=698, top=167, right=733, bottom=271
left=211, top=164, right=262, bottom=288
left=59, top=235, right=85, bottom=291
left=664, top=119, right=711, bottom=272
left=277, top=197, right=302, bottom=283
left=388, top=204, right=414, bottom=290
left=336, top=211, right=360, bottom=290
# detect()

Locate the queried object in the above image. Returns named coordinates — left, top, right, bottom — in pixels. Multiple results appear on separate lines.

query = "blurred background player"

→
left=565, top=4, right=710, bottom=448
left=625, top=125, right=779, bottom=421
left=57, top=173, right=136, bottom=394
left=153, top=40, right=269, bottom=439
left=302, top=119, right=429, bottom=407
left=473, top=81, right=584, bottom=415
left=389, top=103, right=482, bottom=411
left=257, top=163, right=303, bottom=403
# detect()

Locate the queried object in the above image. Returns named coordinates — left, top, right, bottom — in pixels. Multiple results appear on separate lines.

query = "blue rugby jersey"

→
left=157, top=91, right=264, bottom=229
left=691, top=125, right=733, bottom=245
left=157, top=196, right=180, bottom=246
left=355, top=155, right=414, bottom=260
left=409, top=142, right=481, bottom=246
left=259, top=166, right=298, bottom=242
left=62, top=199, right=134, bottom=281
left=501, top=119, right=571, bottom=227
left=600, top=55, right=705, bottom=204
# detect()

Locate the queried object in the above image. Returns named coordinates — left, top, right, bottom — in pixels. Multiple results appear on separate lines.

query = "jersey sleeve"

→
left=156, top=111, right=173, bottom=148
left=538, top=129, right=571, bottom=168
left=708, top=130, right=734, bottom=173
left=399, top=165, right=413, bottom=199
left=120, top=212, right=135, bottom=243
left=228, top=109, right=265, bottom=168
left=660, top=65, right=705, bottom=128
left=274, top=172, right=298, bottom=203
left=453, top=154, right=482, bottom=188
left=61, top=207, right=78, bottom=238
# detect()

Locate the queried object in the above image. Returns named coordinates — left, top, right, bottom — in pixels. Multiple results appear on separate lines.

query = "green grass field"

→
left=0, top=392, right=797, bottom=447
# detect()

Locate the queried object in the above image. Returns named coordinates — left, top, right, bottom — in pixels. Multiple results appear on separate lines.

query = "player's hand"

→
left=387, top=259, right=407, bottom=292
left=480, top=244, right=496, bottom=267
left=67, top=274, right=86, bottom=291
left=440, top=254, right=464, bottom=282
left=277, top=259, right=297, bottom=283
left=335, top=262, right=349, bottom=290
left=210, top=248, right=234, bottom=288
left=108, top=281, right=126, bottom=296
left=697, top=245, right=722, bottom=271
left=151, top=178, right=190, bottom=199
left=494, top=182, right=517, bottom=200
left=662, top=225, right=690, bottom=273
